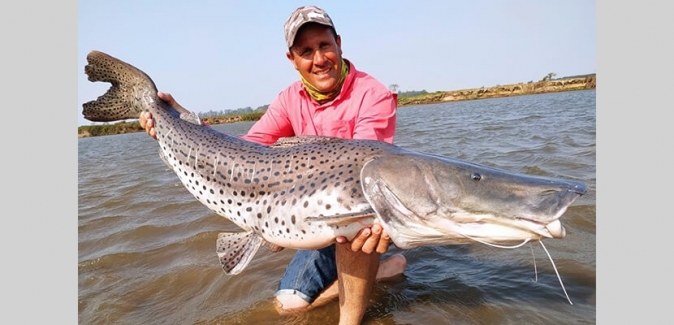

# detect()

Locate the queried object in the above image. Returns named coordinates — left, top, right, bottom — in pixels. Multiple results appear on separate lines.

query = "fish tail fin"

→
left=216, top=231, right=263, bottom=275
left=82, top=50, right=158, bottom=122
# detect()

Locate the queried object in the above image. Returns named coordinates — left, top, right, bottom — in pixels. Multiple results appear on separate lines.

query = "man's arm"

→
left=338, top=89, right=397, bottom=253
left=353, top=90, right=397, bottom=143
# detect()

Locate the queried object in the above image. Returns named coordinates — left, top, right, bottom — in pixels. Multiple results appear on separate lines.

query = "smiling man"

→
left=140, top=6, right=406, bottom=325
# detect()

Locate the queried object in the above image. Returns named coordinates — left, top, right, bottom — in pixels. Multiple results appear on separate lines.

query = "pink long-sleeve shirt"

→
left=241, top=60, right=397, bottom=145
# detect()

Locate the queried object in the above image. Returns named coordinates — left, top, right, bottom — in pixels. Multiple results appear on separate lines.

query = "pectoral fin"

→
left=216, top=231, right=263, bottom=275
left=305, top=210, right=376, bottom=227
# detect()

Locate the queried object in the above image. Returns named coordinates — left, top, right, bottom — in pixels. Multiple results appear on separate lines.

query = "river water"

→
left=78, top=90, right=596, bottom=324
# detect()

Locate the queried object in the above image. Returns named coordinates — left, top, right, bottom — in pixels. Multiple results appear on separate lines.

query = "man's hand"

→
left=139, top=111, right=157, bottom=139
left=335, top=223, right=391, bottom=254
left=139, top=92, right=185, bottom=140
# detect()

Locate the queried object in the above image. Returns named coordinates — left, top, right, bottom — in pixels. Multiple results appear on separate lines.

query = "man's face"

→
left=287, top=23, right=343, bottom=93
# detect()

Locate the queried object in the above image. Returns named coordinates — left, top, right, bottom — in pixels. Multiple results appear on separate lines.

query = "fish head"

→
left=360, top=151, right=587, bottom=249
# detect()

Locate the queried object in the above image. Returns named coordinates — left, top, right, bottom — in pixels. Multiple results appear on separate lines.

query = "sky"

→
left=77, top=1, right=595, bottom=126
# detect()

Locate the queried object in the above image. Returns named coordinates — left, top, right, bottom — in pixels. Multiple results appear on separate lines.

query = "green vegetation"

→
left=78, top=121, right=144, bottom=137
left=78, top=111, right=267, bottom=138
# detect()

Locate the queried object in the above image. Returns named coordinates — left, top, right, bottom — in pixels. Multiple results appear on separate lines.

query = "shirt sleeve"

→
left=353, top=90, right=397, bottom=144
left=240, top=94, right=294, bottom=145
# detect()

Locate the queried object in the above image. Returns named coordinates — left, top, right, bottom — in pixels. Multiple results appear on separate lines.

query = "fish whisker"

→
left=530, top=243, right=538, bottom=283
left=538, top=241, right=573, bottom=305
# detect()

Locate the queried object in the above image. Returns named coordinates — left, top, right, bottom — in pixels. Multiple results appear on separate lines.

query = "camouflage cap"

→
left=284, top=6, right=335, bottom=48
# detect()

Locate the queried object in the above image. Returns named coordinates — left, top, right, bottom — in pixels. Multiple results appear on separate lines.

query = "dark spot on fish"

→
left=257, top=213, right=262, bottom=219
left=291, top=215, right=296, bottom=224
left=303, top=201, right=309, bottom=208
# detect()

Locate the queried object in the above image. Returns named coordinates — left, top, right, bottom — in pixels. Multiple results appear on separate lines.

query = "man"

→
left=140, top=6, right=406, bottom=324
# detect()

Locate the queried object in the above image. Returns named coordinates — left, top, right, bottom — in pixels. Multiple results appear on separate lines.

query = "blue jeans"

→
left=274, top=244, right=337, bottom=303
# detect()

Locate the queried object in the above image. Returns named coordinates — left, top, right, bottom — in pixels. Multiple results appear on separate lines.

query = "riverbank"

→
left=78, top=75, right=595, bottom=138
left=397, top=75, right=596, bottom=107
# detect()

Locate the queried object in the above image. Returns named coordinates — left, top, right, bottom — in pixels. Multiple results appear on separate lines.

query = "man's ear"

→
left=286, top=51, right=299, bottom=70
left=336, top=35, right=342, bottom=55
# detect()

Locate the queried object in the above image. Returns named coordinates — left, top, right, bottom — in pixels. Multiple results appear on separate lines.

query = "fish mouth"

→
left=545, top=219, right=566, bottom=238
left=450, top=214, right=567, bottom=244
left=513, top=217, right=566, bottom=239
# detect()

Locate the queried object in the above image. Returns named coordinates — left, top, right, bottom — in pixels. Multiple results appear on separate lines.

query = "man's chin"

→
left=311, top=79, right=339, bottom=92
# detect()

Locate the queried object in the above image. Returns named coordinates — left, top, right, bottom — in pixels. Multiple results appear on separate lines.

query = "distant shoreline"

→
left=78, top=75, right=595, bottom=138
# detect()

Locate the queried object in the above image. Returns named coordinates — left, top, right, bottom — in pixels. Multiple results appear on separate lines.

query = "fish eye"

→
left=470, top=173, right=482, bottom=181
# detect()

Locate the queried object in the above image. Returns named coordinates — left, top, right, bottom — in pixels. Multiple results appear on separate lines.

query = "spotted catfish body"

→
left=82, top=50, right=587, bottom=275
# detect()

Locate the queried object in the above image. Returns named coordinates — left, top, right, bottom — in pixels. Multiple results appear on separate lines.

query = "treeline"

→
left=555, top=73, right=596, bottom=80
left=397, top=90, right=428, bottom=97
left=78, top=110, right=268, bottom=138
left=78, top=121, right=144, bottom=137
left=198, top=104, right=269, bottom=118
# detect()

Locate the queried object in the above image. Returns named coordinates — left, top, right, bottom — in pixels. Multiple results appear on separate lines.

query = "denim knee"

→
left=275, top=244, right=337, bottom=303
